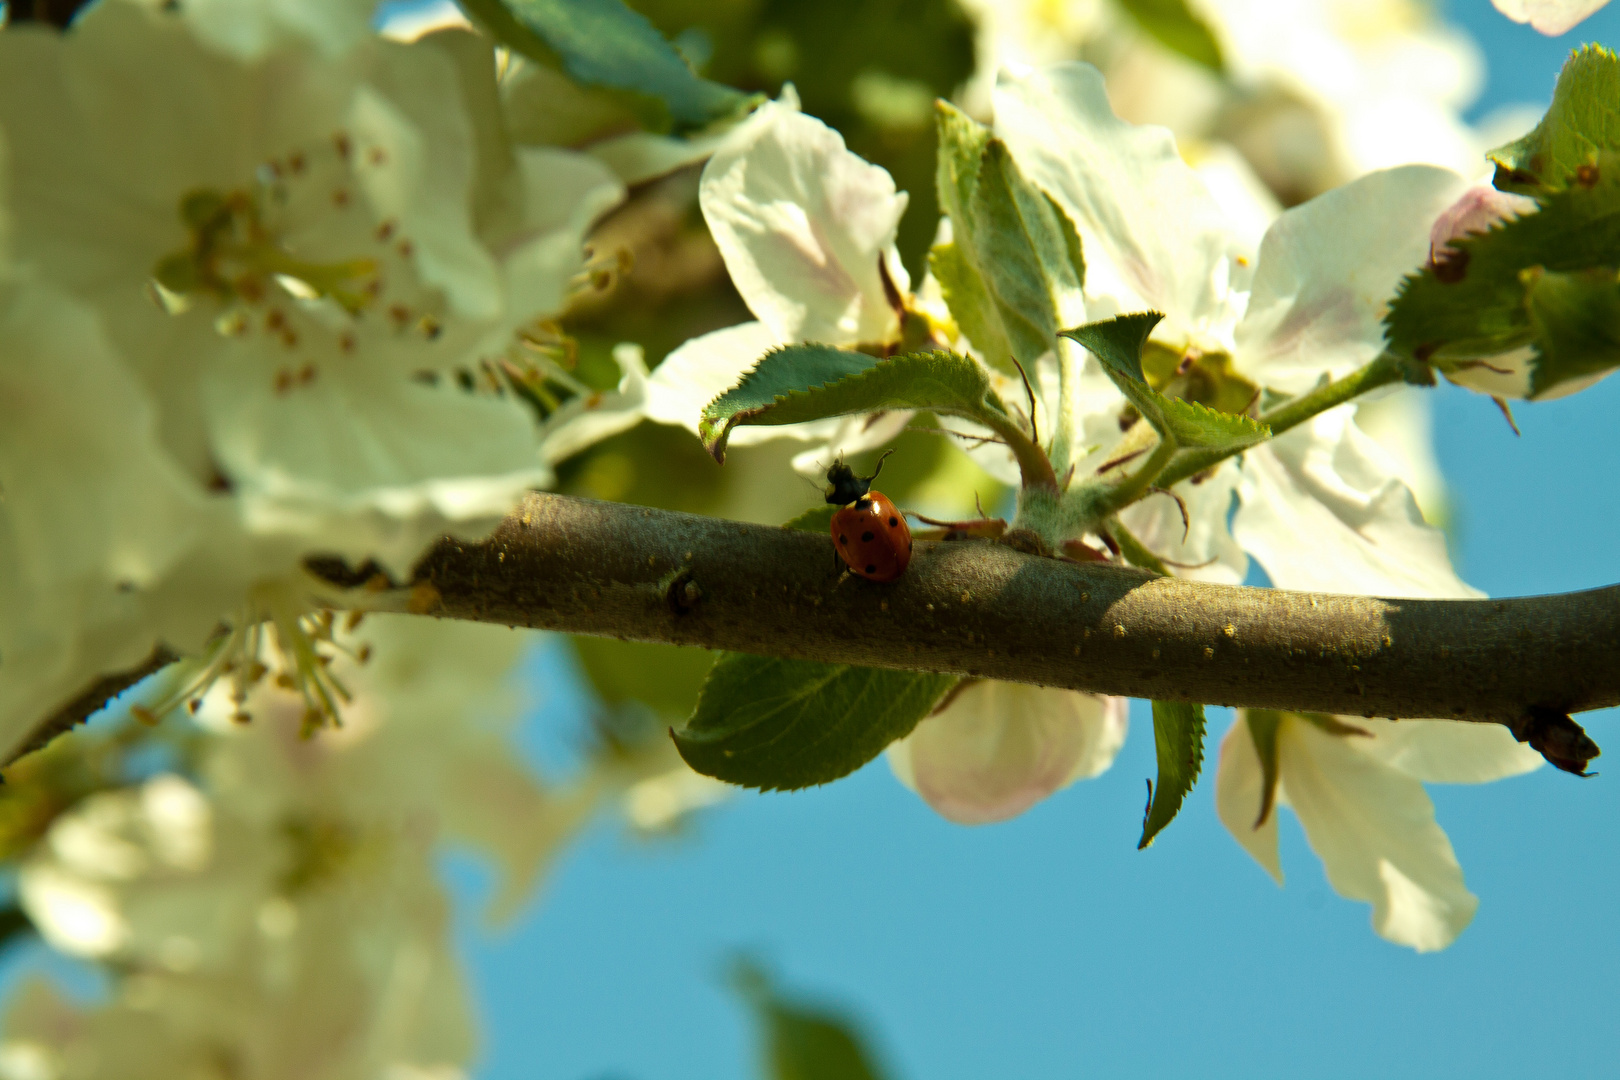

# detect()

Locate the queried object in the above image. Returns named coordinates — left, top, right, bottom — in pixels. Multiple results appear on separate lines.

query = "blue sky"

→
left=451, top=5, right=1620, bottom=1078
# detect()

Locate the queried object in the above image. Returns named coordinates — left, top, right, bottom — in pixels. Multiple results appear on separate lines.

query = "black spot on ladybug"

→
left=839, top=534, right=847, bottom=545
left=865, top=564, right=877, bottom=574
left=862, top=530, right=875, bottom=542
left=888, top=517, right=898, bottom=527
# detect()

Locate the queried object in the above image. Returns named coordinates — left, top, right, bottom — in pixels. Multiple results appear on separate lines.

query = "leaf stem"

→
left=1094, top=435, right=1177, bottom=517
left=1155, top=352, right=1405, bottom=489
left=976, top=406, right=1060, bottom=491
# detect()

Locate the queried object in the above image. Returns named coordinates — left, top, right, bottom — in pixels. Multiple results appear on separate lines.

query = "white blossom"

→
left=1215, top=711, right=1542, bottom=951
left=0, top=3, right=638, bottom=740
left=645, top=95, right=915, bottom=463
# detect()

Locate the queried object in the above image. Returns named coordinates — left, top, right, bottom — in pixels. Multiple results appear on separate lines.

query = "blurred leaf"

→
left=461, top=0, right=748, bottom=131
left=1139, top=701, right=1206, bottom=849
left=624, top=0, right=976, bottom=270
left=1386, top=154, right=1620, bottom=398
left=571, top=637, right=717, bottom=720
left=1117, top=0, right=1225, bottom=73
left=675, top=655, right=956, bottom=789
left=1063, top=314, right=1269, bottom=452
left=931, top=105, right=1085, bottom=372
left=1491, top=44, right=1620, bottom=195
left=733, top=960, right=893, bottom=1080
left=699, top=346, right=1001, bottom=461
left=783, top=505, right=838, bottom=532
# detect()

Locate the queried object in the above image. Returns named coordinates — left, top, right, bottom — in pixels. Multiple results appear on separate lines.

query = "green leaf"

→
left=570, top=637, right=716, bottom=720
left=1139, top=701, right=1206, bottom=849
left=783, top=505, right=839, bottom=533
left=1062, top=314, right=1270, bottom=452
left=733, top=960, right=892, bottom=1080
left=699, top=345, right=999, bottom=461
left=930, top=104, right=1085, bottom=373
left=674, top=654, right=957, bottom=790
left=1242, top=709, right=1284, bottom=828
left=460, top=0, right=748, bottom=132
left=1385, top=155, right=1620, bottom=398
left=1117, top=0, right=1225, bottom=73
left=1490, top=45, right=1620, bottom=195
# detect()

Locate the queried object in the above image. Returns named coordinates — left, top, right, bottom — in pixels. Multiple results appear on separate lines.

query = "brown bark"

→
left=401, top=493, right=1616, bottom=767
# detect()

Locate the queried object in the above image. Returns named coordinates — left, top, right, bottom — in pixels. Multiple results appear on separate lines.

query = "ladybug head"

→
left=823, top=449, right=893, bottom=505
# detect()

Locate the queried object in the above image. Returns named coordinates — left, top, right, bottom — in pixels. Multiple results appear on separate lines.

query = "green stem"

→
left=1093, top=434, right=1177, bottom=518
left=1155, top=352, right=1404, bottom=490
left=1105, top=518, right=1169, bottom=575
left=976, top=407, right=1059, bottom=492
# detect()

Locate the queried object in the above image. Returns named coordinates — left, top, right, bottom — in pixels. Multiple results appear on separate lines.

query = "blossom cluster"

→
left=0, top=0, right=653, bottom=762
left=644, top=54, right=1551, bottom=948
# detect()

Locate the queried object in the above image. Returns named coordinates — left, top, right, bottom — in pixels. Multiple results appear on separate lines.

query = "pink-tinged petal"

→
left=887, top=683, right=1126, bottom=825
left=1236, top=166, right=1471, bottom=395
left=700, top=100, right=908, bottom=346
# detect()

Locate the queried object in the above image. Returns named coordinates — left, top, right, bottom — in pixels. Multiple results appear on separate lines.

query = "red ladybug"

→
left=825, top=452, right=912, bottom=583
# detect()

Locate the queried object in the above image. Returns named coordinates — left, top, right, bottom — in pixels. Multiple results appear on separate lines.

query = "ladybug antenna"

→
left=863, top=447, right=895, bottom=484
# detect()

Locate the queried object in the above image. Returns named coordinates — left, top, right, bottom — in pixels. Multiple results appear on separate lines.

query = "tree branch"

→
left=398, top=493, right=1617, bottom=759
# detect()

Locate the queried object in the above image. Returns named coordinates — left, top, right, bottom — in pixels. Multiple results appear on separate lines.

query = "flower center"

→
left=152, top=185, right=379, bottom=318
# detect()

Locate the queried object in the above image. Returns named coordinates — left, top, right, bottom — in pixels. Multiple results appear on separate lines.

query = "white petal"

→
left=537, top=343, right=648, bottom=466
left=1280, top=717, right=1477, bottom=951
left=1235, top=166, right=1470, bottom=395
left=789, top=410, right=916, bottom=481
left=1349, top=718, right=1544, bottom=784
left=0, top=283, right=215, bottom=760
left=700, top=100, right=908, bottom=345
left=644, top=321, right=776, bottom=434
left=1491, top=0, right=1611, bottom=35
left=992, top=64, right=1250, bottom=343
left=1214, top=715, right=1282, bottom=883
left=1233, top=408, right=1481, bottom=599
left=115, top=0, right=379, bottom=59
left=1118, top=459, right=1247, bottom=584
left=1352, top=389, right=1446, bottom=524
left=203, top=363, right=550, bottom=576
left=886, top=682, right=1126, bottom=825
left=497, top=146, right=625, bottom=320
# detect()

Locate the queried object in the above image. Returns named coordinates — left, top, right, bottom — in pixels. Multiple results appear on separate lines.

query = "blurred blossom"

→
left=3, top=616, right=700, bottom=1078
left=0, top=0, right=642, bottom=748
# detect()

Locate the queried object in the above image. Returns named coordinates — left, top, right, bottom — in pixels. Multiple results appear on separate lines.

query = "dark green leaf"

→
left=699, top=345, right=998, bottom=461
left=1139, top=701, right=1206, bottom=849
left=733, top=960, right=892, bottom=1080
left=1063, top=314, right=1270, bottom=452
left=675, top=654, right=957, bottom=790
left=1490, top=44, right=1620, bottom=194
left=460, top=0, right=747, bottom=131
left=930, top=104, right=1085, bottom=372
left=1386, top=154, right=1620, bottom=398
left=1117, top=0, right=1224, bottom=72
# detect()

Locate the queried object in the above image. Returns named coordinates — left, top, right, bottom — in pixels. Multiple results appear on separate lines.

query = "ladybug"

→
left=825, top=451, right=912, bottom=583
